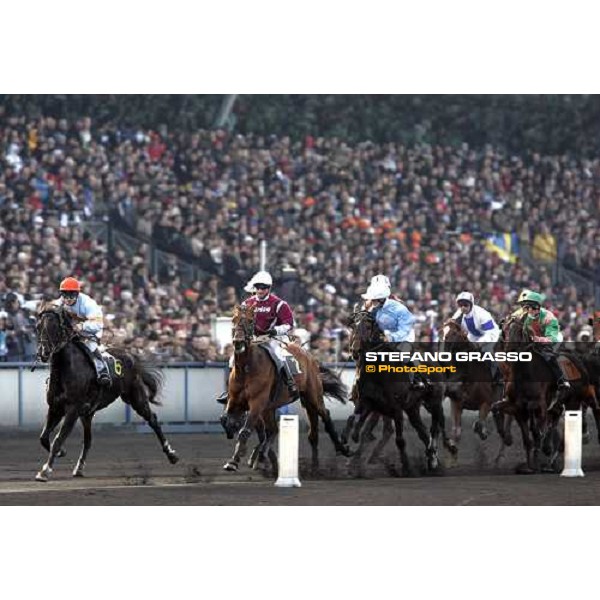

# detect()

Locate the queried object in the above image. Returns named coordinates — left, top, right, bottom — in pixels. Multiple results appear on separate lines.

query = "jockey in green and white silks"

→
left=452, top=291, right=502, bottom=385
left=57, top=277, right=111, bottom=386
left=520, top=290, right=569, bottom=390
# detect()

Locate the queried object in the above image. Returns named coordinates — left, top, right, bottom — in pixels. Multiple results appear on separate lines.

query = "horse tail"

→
left=138, top=361, right=164, bottom=406
left=319, top=365, right=347, bottom=404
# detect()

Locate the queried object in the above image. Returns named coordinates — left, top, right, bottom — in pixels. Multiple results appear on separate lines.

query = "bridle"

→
left=348, top=310, right=385, bottom=360
left=232, top=305, right=255, bottom=354
left=36, top=307, right=78, bottom=361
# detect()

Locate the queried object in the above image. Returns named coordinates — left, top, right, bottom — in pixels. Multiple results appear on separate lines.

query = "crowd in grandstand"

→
left=1, top=96, right=599, bottom=363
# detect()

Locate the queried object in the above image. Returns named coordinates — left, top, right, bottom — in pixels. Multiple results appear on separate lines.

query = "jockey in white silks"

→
left=450, top=291, right=502, bottom=385
left=57, top=276, right=111, bottom=386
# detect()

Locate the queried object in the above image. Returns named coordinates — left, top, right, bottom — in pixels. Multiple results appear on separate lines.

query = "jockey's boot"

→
left=283, top=363, right=301, bottom=401
left=547, top=354, right=571, bottom=390
left=407, top=362, right=425, bottom=390
left=93, top=349, right=112, bottom=387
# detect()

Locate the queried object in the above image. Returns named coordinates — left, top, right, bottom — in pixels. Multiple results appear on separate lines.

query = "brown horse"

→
left=440, top=320, right=504, bottom=450
left=220, top=304, right=350, bottom=475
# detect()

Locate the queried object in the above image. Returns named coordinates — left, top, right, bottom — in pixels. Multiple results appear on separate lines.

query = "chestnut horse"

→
left=440, top=320, right=504, bottom=450
left=220, top=304, right=350, bottom=475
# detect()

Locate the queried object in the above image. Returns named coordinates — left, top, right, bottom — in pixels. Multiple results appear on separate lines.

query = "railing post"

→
left=18, top=366, right=23, bottom=427
left=184, top=365, right=189, bottom=423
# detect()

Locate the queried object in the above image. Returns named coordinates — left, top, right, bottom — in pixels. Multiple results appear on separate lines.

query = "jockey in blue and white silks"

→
left=451, top=291, right=500, bottom=344
left=451, top=291, right=502, bottom=384
left=57, top=277, right=111, bottom=386
left=361, top=277, right=424, bottom=388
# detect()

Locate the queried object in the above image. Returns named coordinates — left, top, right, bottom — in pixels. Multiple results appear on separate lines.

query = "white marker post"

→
left=275, top=415, right=301, bottom=488
left=561, top=410, right=584, bottom=477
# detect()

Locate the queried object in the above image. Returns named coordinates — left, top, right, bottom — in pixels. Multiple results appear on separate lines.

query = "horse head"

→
left=504, top=312, right=531, bottom=350
left=348, top=309, right=383, bottom=360
left=232, top=304, right=255, bottom=354
left=440, top=319, right=468, bottom=350
left=36, top=302, right=77, bottom=362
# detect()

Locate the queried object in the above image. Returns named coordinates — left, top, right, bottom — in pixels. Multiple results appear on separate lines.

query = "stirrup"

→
left=557, top=379, right=571, bottom=390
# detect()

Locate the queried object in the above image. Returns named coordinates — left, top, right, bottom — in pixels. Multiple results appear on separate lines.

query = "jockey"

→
left=520, top=291, right=570, bottom=390
left=216, top=270, right=299, bottom=404
left=361, top=277, right=425, bottom=389
left=57, top=277, right=111, bottom=386
left=452, top=291, right=502, bottom=385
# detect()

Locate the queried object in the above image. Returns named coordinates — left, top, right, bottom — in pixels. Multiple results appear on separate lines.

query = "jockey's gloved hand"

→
left=265, top=328, right=277, bottom=337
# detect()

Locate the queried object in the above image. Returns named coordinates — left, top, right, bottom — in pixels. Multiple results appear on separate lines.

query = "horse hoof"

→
left=73, top=470, right=85, bottom=478
left=339, top=444, right=352, bottom=458
left=542, top=464, right=559, bottom=474
left=35, top=472, right=49, bottom=482
left=223, top=462, right=238, bottom=472
left=167, top=451, right=180, bottom=465
left=57, top=449, right=67, bottom=458
left=515, top=464, right=536, bottom=475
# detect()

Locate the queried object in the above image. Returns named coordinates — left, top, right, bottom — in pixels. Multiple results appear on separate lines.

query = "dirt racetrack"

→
left=2, top=416, right=600, bottom=505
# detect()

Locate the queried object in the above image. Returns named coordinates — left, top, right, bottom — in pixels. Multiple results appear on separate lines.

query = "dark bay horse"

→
left=496, top=314, right=597, bottom=473
left=440, top=320, right=503, bottom=448
left=343, top=310, right=455, bottom=466
left=346, top=309, right=440, bottom=476
left=220, top=304, right=350, bottom=475
left=34, top=303, right=178, bottom=481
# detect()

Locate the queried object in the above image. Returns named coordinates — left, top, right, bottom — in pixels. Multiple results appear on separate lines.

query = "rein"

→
left=36, top=307, right=79, bottom=361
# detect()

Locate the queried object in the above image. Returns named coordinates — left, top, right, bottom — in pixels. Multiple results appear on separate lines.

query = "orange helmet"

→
left=59, top=277, right=82, bottom=292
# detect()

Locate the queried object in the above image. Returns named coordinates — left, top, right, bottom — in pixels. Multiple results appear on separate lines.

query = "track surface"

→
left=2, top=417, right=600, bottom=505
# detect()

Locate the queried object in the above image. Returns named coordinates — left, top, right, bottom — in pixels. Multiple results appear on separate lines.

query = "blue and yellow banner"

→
left=485, top=233, right=519, bottom=263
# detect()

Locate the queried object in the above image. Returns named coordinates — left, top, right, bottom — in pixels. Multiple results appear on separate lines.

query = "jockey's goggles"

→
left=254, top=284, right=271, bottom=290
left=60, top=291, right=79, bottom=300
left=457, top=301, right=472, bottom=308
left=523, top=302, right=540, bottom=310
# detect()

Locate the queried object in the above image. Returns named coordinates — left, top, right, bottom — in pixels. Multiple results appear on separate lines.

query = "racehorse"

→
left=34, top=302, right=179, bottom=481
left=346, top=309, right=439, bottom=476
left=343, top=311, right=455, bottom=465
left=220, top=304, right=350, bottom=475
left=496, top=313, right=597, bottom=473
left=440, top=320, right=504, bottom=449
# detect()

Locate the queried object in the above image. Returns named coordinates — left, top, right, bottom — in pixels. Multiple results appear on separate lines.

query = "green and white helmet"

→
left=517, top=289, right=532, bottom=304
left=521, top=291, right=545, bottom=307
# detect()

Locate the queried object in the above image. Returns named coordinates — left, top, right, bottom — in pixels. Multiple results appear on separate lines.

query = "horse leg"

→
left=450, top=398, right=462, bottom=446
left=351, top=408, right=370, bottom=444
left=515, top=410, right=535, bottom=474
left=393, top=412, right=411, bottom=477
left=247, top=422, right=264, bottom=469
left=73, top=414, right=93, bottom=477
left=35, top=407, right=78, bottom=482
left=127, top=386, right=179, bottom=464
left=405, top=403, right=438, bottom=471
left=581, top=407, right=591, bottom=445
left=302, top=403, right=320, bottom=475
left=341, top=413, right=355, bottom=446
left=368, top=415, right=394, bottom=464
left=258, top=410, right=279, bottom=478
left=225, top=414, right=254, bottom=471
left=250, top=417, right=269, bottom=470
left=473, top=400, right=491, bottom=441
left=40, top=403, right=67, bottom=458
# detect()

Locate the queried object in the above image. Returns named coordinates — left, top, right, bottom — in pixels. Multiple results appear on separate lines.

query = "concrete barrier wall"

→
left=0, top=365, right=356, bottom=428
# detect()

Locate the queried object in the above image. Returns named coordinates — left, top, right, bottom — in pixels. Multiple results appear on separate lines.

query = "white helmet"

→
left=370, top=274, right=391, bottom=289
left=456, top=291, right=474, bottom=306
left=251, top=270, right=273, bottom=287
left=361, top=282, right=391, bottom=301
left=243, top=280, right=256, bottom=293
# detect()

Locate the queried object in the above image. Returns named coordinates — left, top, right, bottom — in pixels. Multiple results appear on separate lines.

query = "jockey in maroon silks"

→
left=216, top=270, right=300, bottom=404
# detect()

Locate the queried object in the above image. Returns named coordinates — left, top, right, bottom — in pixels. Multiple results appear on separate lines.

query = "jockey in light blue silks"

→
left=451, top=291, right=502, bottom=385
left=57, top=277, right=111, bottom=386
left=362, top=276, right=425, bottom=389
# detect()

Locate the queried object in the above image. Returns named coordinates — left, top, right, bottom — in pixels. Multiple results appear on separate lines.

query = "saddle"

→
left=73, top=340, right=123, bottom=378
left=256, top=338, right=303, bottom=376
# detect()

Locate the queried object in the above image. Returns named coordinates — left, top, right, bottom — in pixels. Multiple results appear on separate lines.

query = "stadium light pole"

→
left=214, top=94, right=238, bottom=129
left=260, top=240, right=267, bottom=271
